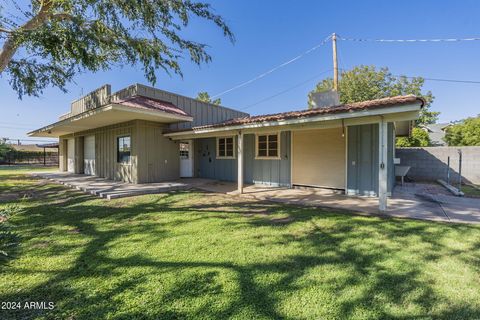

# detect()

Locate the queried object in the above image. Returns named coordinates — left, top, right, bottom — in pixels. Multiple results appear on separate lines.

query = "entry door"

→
left=84, top=135, right=95, bottom=175
left=67, top=138, right=75, bottom=173
left=179, top=140, right=193, bottom=178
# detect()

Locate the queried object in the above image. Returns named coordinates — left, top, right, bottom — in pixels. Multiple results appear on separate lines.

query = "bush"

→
left=396, top=127, right=431, bottom=147
left=444, top=116, right=480, bottom=146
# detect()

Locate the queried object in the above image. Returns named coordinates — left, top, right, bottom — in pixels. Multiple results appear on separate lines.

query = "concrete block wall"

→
left=396, top=147, right=480, bottom=184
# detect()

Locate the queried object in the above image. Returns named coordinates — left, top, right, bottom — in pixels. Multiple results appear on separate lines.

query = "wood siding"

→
left=292, top=128, right=346, bottom=189
left=59, top=119, right=180, bottom=184
left=194, top=132, right=291, bottom=187
left=347, top=123, right=394, bottom=196
left=135, top=120, right=180, bottom=183
left=111, top=84, right=248, bottom=130
left=68, top=85, right=111, bottom=118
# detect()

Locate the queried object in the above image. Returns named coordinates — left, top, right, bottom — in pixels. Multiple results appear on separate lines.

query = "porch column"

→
left=237, top=131, right=244, bottom=194
left=378, top=119, right=388, bottom=212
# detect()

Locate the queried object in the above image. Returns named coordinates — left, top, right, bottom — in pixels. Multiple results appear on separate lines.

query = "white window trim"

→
left=216, top=136, right=236, bottom=159
left=255, top=132, right=281, bottom=160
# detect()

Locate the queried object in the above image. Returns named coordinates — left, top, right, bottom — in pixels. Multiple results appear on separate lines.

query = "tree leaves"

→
left=444, top=116, right=480, bottom=146
left=0, top=0, right=234, bottom=98
left=308, top=65, right=439, bottom=126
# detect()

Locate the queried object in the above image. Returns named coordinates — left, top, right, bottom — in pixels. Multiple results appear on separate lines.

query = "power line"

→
left=3, top=138, right=58, bottom=143
left=241, top=69, right=332, bottom=110
left=337, top=68, right=480, bottom=85
left=338, top=35, right=480, bottom=43
left=211, top=34, right=332, bottom=99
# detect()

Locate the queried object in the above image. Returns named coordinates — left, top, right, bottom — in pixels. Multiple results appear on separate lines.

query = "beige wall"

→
left=135, top=120, right=180, bottom=183
left=59, top=119, right=180, bottom=184
left=292, top=127, right=346, bottom=189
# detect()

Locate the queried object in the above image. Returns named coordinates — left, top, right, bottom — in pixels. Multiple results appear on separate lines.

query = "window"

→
left=179, top=142, right=189, bottom=159
left=256, top=133, right=280, bottom=159
left=117, top=136, right=131, bottom=163
left=217, top=137, right=235, bottom=159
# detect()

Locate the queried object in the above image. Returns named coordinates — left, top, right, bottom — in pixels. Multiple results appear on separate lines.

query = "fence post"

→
left=458, top=149, right=462, bottom=191
left=446, top=156, right=450, bottom=185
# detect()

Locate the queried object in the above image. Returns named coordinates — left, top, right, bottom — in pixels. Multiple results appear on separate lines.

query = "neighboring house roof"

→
left=10, top=144, right=58, bottom=152
left=421, top=123, right=451, bottom=146
left=172, top=95, right=424, bottom=132
left=36, top=142, right=59, bottom=148
left=112, top=95, right=191, bottom=118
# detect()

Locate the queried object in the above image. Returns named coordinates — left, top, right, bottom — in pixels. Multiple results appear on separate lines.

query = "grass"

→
left=0, top=167, right=480, bottom=319
left=461, top=184, right=480, bottom=198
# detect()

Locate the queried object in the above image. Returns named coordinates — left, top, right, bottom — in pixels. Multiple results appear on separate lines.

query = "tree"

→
left=196, top=91, right=221, bottom=105
left=396, top=127, right=431, bottom=147
left=0, top=0, right=233, bottom=98
left=444, top=116, right=480, bottom=146
left=308, top=66, right=439, bottom=147
left=308, top=65, right=439, bottom=125
left=0, top=142, right=13, bottom=162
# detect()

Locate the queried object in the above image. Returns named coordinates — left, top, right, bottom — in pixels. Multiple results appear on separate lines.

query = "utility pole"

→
left=332, top=33, right=339, bottom=91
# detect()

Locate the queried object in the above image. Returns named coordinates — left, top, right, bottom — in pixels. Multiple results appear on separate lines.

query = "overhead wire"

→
left=211, top=34, right=333, bottom=99
left=240, top=69, right=332, bottom=110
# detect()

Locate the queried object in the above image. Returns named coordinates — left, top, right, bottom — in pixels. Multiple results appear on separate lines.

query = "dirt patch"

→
left=270, top=216, right=294, bottom=224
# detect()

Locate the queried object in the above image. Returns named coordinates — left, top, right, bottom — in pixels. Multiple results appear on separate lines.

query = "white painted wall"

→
left=84, top=135, right=95, bottom=175
left=67, top=138, right=75, bottom=173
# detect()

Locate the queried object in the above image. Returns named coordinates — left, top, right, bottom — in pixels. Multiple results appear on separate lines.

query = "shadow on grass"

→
left=1, top=179, right=480, bottom=319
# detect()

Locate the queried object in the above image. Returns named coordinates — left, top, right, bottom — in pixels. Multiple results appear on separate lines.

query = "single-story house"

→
left=419, top=123, right=451, bottom=146
left=29, top=83, right=424, bottom=211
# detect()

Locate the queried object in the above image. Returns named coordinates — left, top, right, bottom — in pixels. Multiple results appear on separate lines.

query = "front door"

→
left=179, top=140, right=193, bottom=177
left=84, top=135, right=95, bottom=175
left=67, top=138, right=75, bottom=173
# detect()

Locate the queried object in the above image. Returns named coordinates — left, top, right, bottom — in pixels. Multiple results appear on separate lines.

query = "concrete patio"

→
left=32, top=171, right=480, bottom=224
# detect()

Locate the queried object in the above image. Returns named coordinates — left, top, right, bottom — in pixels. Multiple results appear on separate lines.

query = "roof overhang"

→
left=164, top=102, right=423, bottom=140
left=29, top=103, right=193, bottom=137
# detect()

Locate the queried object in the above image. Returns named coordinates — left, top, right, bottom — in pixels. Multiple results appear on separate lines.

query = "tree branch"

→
left=0, top=0, right=57, bottom=73
left=0, top=27, right=13, bottom=34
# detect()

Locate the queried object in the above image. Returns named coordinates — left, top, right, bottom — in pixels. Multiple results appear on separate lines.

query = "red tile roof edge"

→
left=166, top=95, right=424, bottom=133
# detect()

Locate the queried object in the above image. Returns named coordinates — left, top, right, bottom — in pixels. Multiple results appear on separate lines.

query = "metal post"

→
left=458, top=149, right=462, bottom=191
left=378, top=119, right=388, bottom=212
left=446, top=156, right=450, bottom=185
left=237, top=131, right=244, bottom=194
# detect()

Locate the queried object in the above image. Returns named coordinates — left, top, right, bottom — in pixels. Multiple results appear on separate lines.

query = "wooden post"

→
left=378, top=119, right=388, bottom=212
left=237, top=131, right=244, bottom=194
left=43, top=147, right=46, bottom=166
left=332, top=33, right=339, bottom=91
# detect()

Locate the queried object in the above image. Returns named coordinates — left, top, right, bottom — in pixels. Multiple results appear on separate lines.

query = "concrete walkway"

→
left=31, top=172, right=211, bottom=200
left=32, top=172, right=480, bottom=224
left=196, top=180, right=480, bottom=224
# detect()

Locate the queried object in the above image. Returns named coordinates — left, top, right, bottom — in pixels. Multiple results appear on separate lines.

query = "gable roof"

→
left=184, top=95, right=424, bottom=131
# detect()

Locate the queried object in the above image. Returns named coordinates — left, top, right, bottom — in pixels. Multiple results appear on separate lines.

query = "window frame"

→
left=216, top=136, right=236, bottom=159
left=116, top=135, right=132, bottom=164
left=255, top=132, right=281, bottom=160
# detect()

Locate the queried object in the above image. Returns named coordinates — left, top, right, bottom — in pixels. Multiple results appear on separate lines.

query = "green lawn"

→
left=462, top=184, right=480, bottom=198
left=1, top=168, right=480, bottom=319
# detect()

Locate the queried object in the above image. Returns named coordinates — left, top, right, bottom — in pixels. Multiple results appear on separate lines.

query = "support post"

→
left=332, top=33, right=339, bottom=91
left=378, top=119, right=388, bottom=212
left=237, top=131, right=244, bottom=194
left=43, top=147, right=46, bottom=166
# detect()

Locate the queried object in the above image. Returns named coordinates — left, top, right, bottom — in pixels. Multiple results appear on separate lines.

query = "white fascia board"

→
left=164, top=102, right=422, bottom=139
left=28, top=105, right=114, bottom=136
left=29, top=103, right=193, bottom=136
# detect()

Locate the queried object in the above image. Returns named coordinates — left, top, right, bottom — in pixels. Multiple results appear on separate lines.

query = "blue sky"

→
left=2, top=0, right=480, bottom=143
